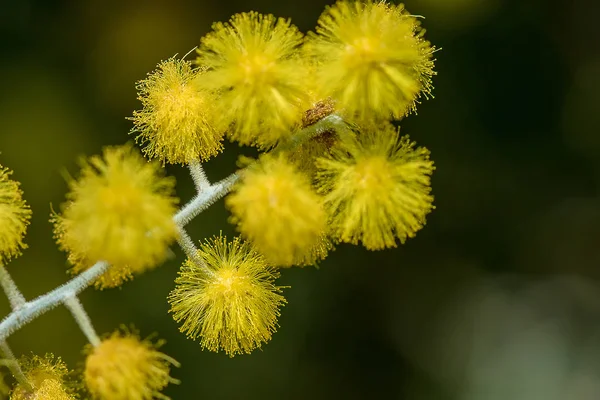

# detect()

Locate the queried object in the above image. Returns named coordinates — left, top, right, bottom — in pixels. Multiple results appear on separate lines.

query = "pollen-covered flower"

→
left=290, top=234, right=334, bottom=267
left=84, top=329, right=179, bottom=400
left=130, top=58, right=224, bottom=164
left=0, top=166, right=31, bottom=263
left=169, top=235, right=286, bottom=357
left=306, top=1, right=436, bottom=120
left=196, top=12, right=309, bottom=147
left=226, top=155, right=326, bottom=266
left=11, top=354, right=76, bottom=400
left=316, top=123, right=435, bottom=250
left=53, top=145, right=178, bottom=287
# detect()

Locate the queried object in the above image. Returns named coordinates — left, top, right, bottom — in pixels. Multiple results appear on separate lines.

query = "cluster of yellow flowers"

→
left=0, top=1, right=438, bottom=398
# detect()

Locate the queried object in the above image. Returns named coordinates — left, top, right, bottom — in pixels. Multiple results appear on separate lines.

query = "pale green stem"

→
left=0, top=340, right=31, bottom=391
left=274, top=113, right=347, bottom=153
left=0, top=261, right=110, bottom=342
left=188, top=161, right=210, bottom=193
left=176, top=226, right=213, bottom=277
left=0, top=265, right=26, bottom=310
left=63, top=294, right=101, bottom=347
left=173, top=173, right=239, bottom=227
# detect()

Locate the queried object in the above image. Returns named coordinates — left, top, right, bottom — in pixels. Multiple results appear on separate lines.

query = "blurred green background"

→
left=1, top=0, right=600, bottom=398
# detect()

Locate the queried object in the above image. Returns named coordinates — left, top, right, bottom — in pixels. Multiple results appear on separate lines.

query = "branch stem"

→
left=0, top=265, right=26, bottom=310
left=0, top=340, right=31, bottom=391
left=63, top=295, right=101, bottom=347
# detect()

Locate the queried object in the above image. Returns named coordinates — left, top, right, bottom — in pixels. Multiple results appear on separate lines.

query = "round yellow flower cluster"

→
left=151, top=1, right=437, bottom=357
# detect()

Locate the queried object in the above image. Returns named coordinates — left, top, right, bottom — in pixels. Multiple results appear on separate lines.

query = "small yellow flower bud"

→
left=226, top=155, right=326, bottom=266
left=84, top=329, right=179, bottom=400
left=11, top=354, right=76, bottom=400
left=169, top=235, right=286, bottom=357
left=130, top=58, right=224, bottom=164
left=316, top=123, right=435, bottom=250
left=0, top=166, right=31, bottom=263
left=306, top=1, right=437, bottom=121
left=197, top=12, right=310, bottom=148
left=53, top=145, right=178, bottom=288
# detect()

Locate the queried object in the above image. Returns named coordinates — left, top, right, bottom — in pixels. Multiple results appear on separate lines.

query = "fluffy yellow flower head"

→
left=130, top=58, right=224, bottom=164
left=316, top=124, right=435, bottom=250
left=84, top=329, right=179, bottom=400
left=226, top=155, right=326, bottom=266
left=11, top=354, right=76, bottom=400
left=306, top=1, right=436, bottom=120
left=0, top=166, right=31, bottom=263
left=169, top=235, right=286, bottom=357
left=196, top=12, right=309, bottom=147
left=53, top=145, right=178, bottom=287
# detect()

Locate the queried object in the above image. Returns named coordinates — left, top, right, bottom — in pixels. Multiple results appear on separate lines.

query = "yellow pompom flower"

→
left=196, top=12, right=309, bottom=147
left=169, top=235, right=286, bottom=357
left=0, top=166, right=31, bottom=263
left=84, top=329, right=179, bottom=400
left=53, top=145, right=178, bottom=287
left=130, top=58, right=224, bottom=164
left=11, top=354, right=76, bottom=400
left=306, top=1, right=437, bottom=120
left=226, top=155, right=326, bottom=266
left=316, top=124, right=435, bottom=250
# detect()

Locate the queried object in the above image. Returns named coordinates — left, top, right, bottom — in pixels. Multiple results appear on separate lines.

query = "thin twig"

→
left=0, top=261, right=110, bottom=341
left=188, top=161, right=211, bottom=193
left=0, top=341, right=31, bottom=391
left=176, top=227, right=212, bottom=277
left=173, top=173, right=239, bottom=227
left=0, top=265, right=26, bottom=310
left=63, top=294, right=101, bottom=347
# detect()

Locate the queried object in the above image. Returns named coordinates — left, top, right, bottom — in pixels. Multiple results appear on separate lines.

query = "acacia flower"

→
left=0, top=165, right=31, bottom=263
left=316, top=124, right=435, bottom=250
left=130, top=58, right=224, bottom=164
left=53, top=145, right=178, bottom=287
left=306, top=1, right=437, bottom=121
left=196, top=11, right=309, bottom=147
left=226, top=155, right=326, bottom=266
left=11, top=354, right=76, bottom=400
left=169, top=235, right=286, bottom=357
left=84, top=329, right=179, bottom=400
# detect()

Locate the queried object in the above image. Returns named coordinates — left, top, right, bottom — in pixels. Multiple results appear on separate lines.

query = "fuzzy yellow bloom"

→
left=11, top=354, right=76, bottom=400
left=316, top=124, right=435, bottom=250
left=169, top=235, right=286, bottom=357
left=84, top=329, right=179, bottom=400
left=130, top=58, right=224, bottom=164
left=196, top=12, right=309, bottom=147
left=53, top=145, right=178, bottom=287
left=227, top=155, right=326, bottom=266
left=306, top=1, right=436, bottom=120
left=0, top=166, right=31, bottom=263
left=290, top=234, right=334, bottom=267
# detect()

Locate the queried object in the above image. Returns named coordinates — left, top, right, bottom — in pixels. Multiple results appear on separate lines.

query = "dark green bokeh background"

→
left=1, top=0, right=600, bottom=399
